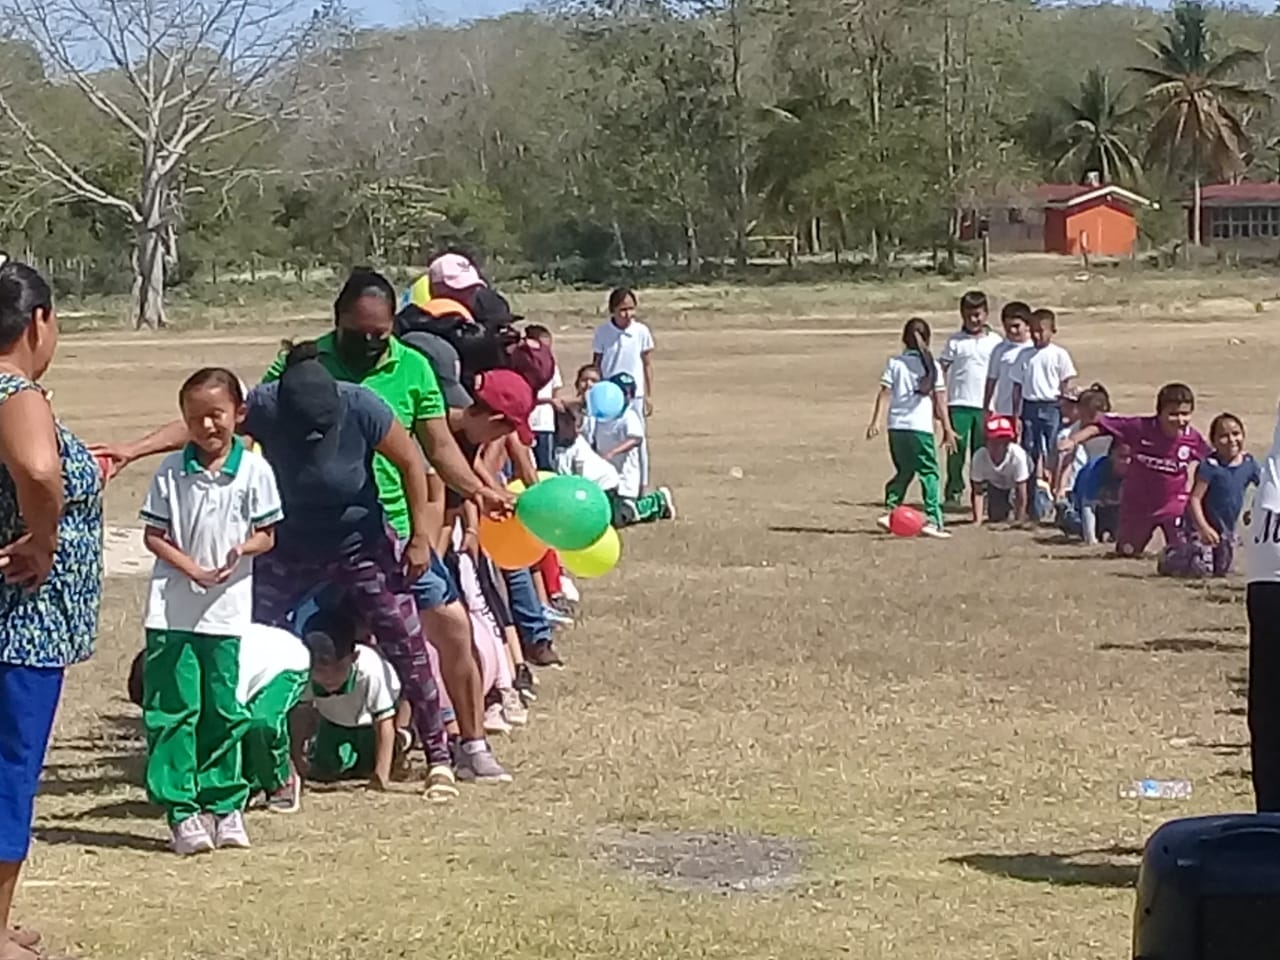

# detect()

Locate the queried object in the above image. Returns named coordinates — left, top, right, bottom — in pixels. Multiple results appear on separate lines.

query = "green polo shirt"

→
left=262, top=333, right=444, bottom=538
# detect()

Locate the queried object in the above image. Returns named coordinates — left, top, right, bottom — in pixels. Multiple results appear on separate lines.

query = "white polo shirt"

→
left=971, top=444, right=1032, bottom=490
left=987, top=339, right=1034, bottom=415
left=881, top=352, right=946, bottom=434
left=141, top=438, right=284, bottom=634
left=939, top=330, right=1001, bottom=409
left=1017, top=343, right=1077, bottom=403
left=592, top=320, right=654, bottom=397
left=236, top=623, right=311, bottom=705
left=303, top=645, right=401, bottom=728
left=555, top=435, right=621, bottom=492
left=528, top=364, right=562, bottom=434
left=593, top=408, right=646, bottom=498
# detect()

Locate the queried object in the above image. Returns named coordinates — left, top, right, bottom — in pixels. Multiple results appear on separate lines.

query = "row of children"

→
left=101, top=263, right=675, bottom=855
left=868, top=291, right=1258, bottom=576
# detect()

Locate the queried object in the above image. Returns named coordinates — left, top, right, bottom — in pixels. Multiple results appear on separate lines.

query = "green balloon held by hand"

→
left=515, top=476, right=612, bottom=551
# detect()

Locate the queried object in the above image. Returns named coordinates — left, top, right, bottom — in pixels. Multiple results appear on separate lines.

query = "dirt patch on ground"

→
left=598, top=827, right=807, bottom=893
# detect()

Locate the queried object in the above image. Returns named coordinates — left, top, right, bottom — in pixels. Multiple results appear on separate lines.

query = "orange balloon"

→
left=479, top=515, right=546, bottom=570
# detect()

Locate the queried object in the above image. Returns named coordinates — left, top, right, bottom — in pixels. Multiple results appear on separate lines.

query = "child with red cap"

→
left=969, top=414, right=1032, bottom=525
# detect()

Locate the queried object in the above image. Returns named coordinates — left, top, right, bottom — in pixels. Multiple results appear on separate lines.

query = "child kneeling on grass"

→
left=295, top=607, right=416, bottom=795
left=556, top=401, right=672, bottom=527
left=969, top=414, right=1031, bottom=525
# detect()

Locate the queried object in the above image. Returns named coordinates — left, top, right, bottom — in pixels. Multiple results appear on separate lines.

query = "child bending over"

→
left=1061, top=382, right=1209, bottom=558
left=593, top=373, right=675, bottom=522
left=140, top=368, right=283, bottom=855
left=969, top=415, right=1031, bottom=524
left=556, top=401, right=671, bottom=526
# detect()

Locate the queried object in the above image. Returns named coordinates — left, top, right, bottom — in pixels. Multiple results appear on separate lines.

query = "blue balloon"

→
left=587, top=381, right=626, bottom=420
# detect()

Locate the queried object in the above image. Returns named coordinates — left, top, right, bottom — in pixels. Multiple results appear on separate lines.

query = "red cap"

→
left=474, top=368, right=535, bottom=445
left=985, top=414, right=1016, bottom=440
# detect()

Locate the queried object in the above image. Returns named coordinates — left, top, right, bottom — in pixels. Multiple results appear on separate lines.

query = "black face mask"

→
left=335, top=329, right=389, bottom=373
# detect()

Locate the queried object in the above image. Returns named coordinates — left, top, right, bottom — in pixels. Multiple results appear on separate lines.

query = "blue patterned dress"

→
left=0, top=374, right=103, bottom=668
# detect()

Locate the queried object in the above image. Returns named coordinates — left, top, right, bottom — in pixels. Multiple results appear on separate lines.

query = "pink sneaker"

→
left=212, top=811, right=251, bottom=849
left=170, top=816, right=214, bottom=856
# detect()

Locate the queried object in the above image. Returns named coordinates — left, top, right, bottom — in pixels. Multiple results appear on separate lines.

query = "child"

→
left=939, top=291, right=1002, bottom=508
left=140, top=368, right=283, bottom=854
left=1061, top=382, right=1210, bottom=558
left=968, top=414, right=1031, bottom=525
left=592, top=373, right=675, bottom=522
left=1245, top=403, right=1280, bottom=810
left=593, top=288, right=654, bottom=488
left=1062, top=442, right=1129, bottom=544
left=295, top=608, right=407, bottom=792
left=866, top=318, right=955, bottom=540
left=984, top=300, right=1033, bottom=417
left=1012, top=308, right=1077, bottom=482
left=523, top=324, right=562, bottom=472
left=1053, top=383, right=1112, bottom=503
left=557, top=400, right=671, bottom=526
left=574, top=363, right=602, bottom=448
left=1172, top=413, right=1260, bottom=577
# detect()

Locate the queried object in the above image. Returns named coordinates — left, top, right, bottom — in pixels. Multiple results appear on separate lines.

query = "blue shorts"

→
left=0, top=664, right=64, bottom=861
left=407, top=549, right=460, bottom=611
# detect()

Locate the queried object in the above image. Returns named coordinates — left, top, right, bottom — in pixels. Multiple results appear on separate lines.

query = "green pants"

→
left=308, top=719, right=377, bottom=781
left=143, top=629, right=249, bottom=825
left=609, top=489, right=667, bottom=526
left=945, top=405, right=985, bottom=502
left=242, top=669, right=309, bottom=795
left=885, top=429, right=943, bottom=529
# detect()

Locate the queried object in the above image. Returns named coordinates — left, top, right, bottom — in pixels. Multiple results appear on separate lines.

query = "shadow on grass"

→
left=947, top=843, right=1142, bottom=888
left=767, top=524, right=870, bottom=538
left=65, top=799, right=157, bottom=820
left=33, top=825, right=167, bottom=853
left=1098, top=637, right=1246, bottom=654
left=38, top=752, right=144, bottom=798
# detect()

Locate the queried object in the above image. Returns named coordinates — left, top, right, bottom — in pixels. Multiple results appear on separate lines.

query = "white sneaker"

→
left=170, top=815, right=214, bottom=856
left=876, top=515, right=892, bottom=532
left=501, top=688, right=529, bottom=727
left=921, top=524, right=952, bottom=540
left=559, top=576, right=580, bottom=605
left=658, top=486, right=676, bottom=520
left=212, top=811, right=251, bottom=849
left=483, top=702, right=512, bottom=735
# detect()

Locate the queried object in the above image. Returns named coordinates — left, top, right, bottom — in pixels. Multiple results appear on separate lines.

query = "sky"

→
left=355, top=0, right=1273, bottom=27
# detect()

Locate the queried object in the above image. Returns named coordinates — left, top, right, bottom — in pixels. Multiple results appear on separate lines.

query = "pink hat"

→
left=427, top=253, right=485, bottom=292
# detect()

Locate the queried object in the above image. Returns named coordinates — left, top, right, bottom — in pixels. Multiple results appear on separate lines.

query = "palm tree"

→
left=1130, top=1, right=1269, bottom=244
left=1052, top=68, right=1144, bottom=187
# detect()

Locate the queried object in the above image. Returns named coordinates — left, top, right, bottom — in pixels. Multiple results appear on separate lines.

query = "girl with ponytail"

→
left=865, top=318, right=956, bottom=539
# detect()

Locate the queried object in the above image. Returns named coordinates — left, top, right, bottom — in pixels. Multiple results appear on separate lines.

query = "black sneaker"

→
left=514, top=662, right=537, bottom=703
left=524, top=641, right=563, bottom=668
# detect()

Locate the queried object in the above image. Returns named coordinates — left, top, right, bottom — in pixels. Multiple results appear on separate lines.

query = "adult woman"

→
left=96, top=270, right=513, bottom=783
left=0, top=258, right=102, bottom=960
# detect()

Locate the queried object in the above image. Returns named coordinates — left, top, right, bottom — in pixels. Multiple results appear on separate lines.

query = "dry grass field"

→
left=18, top=260, right=1280, bottom=959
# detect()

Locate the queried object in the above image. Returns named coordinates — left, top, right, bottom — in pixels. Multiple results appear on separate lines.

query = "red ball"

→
left=888, top=505, right=926, bottom=538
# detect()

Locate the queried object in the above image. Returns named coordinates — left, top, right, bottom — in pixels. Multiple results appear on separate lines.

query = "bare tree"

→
left=0, top=0, right=334, bottom=326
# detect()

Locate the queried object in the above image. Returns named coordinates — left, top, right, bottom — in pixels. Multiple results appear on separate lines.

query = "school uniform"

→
left=1015, top=343, right=1077, bottom=475
left=304, top=645, right=401, bottom=780
left=1247, top=409, right=1280, bottom=810
left=970, top=443, right=1031, bottom=522
left=880, top=351, right=947, bottom=528
left=528, top=363, right=563, bottom=472
left=237, top=623, right=311, bottom=796
left=593, top=319, right=654, bottom=488
left=139, top=437, right=283, bottom=825
left=560, top=433, right=666, bottom=526
left=939, top=329, right=1002, bottom=502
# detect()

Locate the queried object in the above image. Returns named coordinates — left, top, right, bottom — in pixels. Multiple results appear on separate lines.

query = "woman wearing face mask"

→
left=94, top=269, right=517, bottom=784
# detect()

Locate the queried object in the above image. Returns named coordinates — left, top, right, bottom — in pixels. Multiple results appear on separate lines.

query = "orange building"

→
left=1040, top=184, right=1154, bottom=256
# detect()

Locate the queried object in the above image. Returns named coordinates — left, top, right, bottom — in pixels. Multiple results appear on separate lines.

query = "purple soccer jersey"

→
left=1097, top=414, right=1211, bottom=521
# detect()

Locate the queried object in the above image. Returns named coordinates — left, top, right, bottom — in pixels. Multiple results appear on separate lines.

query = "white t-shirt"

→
left=140, top=439, right=284, bottom=634
left=556, top=435, right=620, bottom=492
left=593, top=408, right=646, bottom=498
left=303, top=645, right=401, bottom=728
left=528, top=364, right=563, bottom=434
left=971, top=444, right=1032, bottom=490
left=940, top=330, right=1002, bottom=409
left=987, top=340, right=1034, bottom=415
left=1016, top=343, right=1077, bottom=403
left=880, top=352, right=946, bottom=434
left=592, top=320, right=654, bottom=397
left=236, top=623, right=311, bottom=705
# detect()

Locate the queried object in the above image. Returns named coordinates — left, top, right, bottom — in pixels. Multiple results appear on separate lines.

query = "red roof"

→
left=1031, top=183, right=1155, bottom=210
left=1193, top=183, right=1280, bottom=205
left=1033, top=184, right=1094, bottom=203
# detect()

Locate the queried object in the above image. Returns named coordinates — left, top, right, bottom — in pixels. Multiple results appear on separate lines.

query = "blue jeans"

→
left=407, top=550, right=460, bottom=610
left=503, top=567, right=552, bottom=646
left=1020, top=400, right=1061, bottom=477
left=0, top=664, right=64, bottom=861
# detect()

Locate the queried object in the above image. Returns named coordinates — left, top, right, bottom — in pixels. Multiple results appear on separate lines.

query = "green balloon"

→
left=515, top=475, right=612, bottom=551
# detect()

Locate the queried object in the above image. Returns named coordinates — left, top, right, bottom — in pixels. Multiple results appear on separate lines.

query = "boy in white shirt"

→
left=524, top=324, right=563, bottom=472
left=970, top=415, right=1032, bottom=524
left=939, top=291, right=1002, bottom=508
left=592, top=287, right=654, bottom=487
left=556, top=400, right=672, bottom=526
left=1012, top=308, right=1077, bottom=481
left=983, top=300, right=1034, bottom=417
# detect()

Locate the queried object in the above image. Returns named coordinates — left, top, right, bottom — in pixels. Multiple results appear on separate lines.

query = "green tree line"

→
left=0, top=0, right=1276, bottom=323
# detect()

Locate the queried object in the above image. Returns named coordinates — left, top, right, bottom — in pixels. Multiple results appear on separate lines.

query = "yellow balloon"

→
left=507, top=471, right=557, bottom=497
left=560, top=526, right=621, bottom=579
